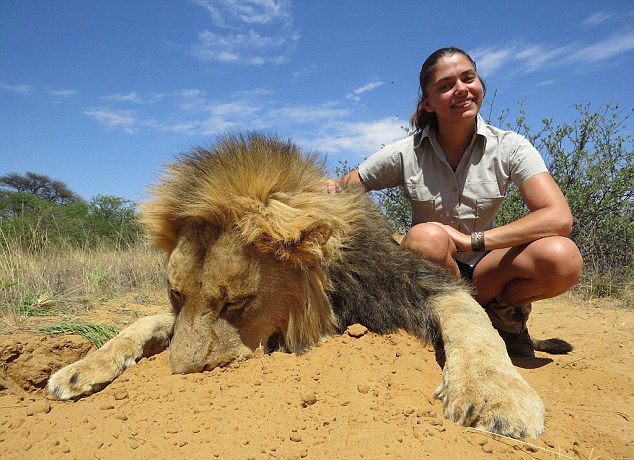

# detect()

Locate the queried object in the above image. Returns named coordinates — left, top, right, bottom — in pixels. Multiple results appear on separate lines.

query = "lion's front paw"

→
left=47, top=353, right=131, bottom=400
left=435, top=361, right=544, bottom=439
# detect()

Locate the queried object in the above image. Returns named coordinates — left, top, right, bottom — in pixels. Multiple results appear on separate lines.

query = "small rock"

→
left=99, top=404, right=115, bottom=411
left=403, top=407, right=415, bottom=416
left=428, top=418, right=443, bottom=426
left=357, top=383, right=370, bottom=394
left=482, top=445, right=493, bottom=453
left=26, top=401, right=51, bottom=416
left=290, top=433, right=302, bottom=442
left=346, top=324, right=368, bottom=338
left=114, top=389, right=129, bottom=400
left=115, top=413, right=128, bottom=421
left=193, top=406, right=211, bottom=414
left=301, top=392, right=317, bottom=407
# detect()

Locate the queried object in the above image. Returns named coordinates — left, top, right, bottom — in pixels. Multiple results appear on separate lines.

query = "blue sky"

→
left=1, top=1, right=633, bottom=202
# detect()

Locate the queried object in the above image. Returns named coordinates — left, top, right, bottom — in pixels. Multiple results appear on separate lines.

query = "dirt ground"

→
left=0, top=295, right=631, bottom=459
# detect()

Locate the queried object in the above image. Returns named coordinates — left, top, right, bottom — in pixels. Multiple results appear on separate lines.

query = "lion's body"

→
left=48, top=134, right=547, bottom=439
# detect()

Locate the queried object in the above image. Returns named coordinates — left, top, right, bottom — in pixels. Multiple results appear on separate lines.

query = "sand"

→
left=0, top=297, right=631, bottom=459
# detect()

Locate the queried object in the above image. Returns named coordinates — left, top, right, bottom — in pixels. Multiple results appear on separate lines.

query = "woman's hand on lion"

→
left=323, top=178, right=341, bottom=194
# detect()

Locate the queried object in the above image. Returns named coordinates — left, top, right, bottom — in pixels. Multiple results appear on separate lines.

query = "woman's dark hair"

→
left=409, top=47, right=486, bottom=133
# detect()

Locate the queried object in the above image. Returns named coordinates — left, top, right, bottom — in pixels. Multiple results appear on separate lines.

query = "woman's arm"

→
left=433, top=172, right=572, bottom=252
left=325, top=168, right=371, bottom=193
left=483, top=172, right=572, bottom=250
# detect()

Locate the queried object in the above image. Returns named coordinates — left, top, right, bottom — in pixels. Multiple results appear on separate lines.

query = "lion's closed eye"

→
left=169, top=289, right=185, bottom=311
left=223, top=295, right=254, bottom=313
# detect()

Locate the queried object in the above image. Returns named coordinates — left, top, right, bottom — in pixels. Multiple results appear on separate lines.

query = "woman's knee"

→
left=531, top=237, right=583, bottom=285
left=401, top=223, right=454, bottom=259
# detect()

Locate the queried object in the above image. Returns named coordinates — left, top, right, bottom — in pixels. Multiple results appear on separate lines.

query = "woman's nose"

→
left=455, top=80, right=468, bottom=94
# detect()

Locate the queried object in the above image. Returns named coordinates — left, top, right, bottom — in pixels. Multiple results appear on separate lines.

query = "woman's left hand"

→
left=428, top=222, right=471, bottom=252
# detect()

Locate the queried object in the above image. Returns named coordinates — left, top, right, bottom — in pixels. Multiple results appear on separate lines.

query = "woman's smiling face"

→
left=422, top=53, right=484, bottom=125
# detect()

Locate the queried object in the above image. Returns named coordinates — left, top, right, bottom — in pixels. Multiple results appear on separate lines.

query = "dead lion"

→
left=48, top=134, right=548, bottom=438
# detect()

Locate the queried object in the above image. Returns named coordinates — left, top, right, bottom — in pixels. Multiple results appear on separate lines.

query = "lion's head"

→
left=141, top=134, right=363, bottom=373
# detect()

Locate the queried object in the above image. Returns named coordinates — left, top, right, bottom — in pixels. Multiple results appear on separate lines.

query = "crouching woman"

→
left=332, top=47, right=583, bottom=357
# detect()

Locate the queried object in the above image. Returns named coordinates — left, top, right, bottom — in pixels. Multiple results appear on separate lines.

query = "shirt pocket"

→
left=405, top=184, right=436, bottom=225
left=476, top=196, right=505, bottom=231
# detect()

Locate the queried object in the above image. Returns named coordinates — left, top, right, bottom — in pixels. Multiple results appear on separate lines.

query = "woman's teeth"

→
left=453, top=100, right=472, bottom=108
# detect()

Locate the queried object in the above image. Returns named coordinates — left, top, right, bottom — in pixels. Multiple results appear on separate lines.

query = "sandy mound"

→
left=0, top=298, right=631, bottom=459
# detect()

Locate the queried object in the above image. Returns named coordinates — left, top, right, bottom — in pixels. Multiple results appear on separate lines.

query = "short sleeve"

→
left=358, top=143, right=404, bottom=190
left=509, top=135, right=548, bottom=186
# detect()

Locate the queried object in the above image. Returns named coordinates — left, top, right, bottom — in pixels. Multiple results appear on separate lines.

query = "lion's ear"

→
left=239, top=198, right=335, bottom=265
left=276, top=219, right=334, bottom=265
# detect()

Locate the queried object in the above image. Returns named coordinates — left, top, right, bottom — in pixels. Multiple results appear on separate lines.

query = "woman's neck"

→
left=435, top=117, right=477, bottom=170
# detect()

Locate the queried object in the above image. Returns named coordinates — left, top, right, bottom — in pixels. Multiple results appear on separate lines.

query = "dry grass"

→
left=0, top=237, right=165, bottom=326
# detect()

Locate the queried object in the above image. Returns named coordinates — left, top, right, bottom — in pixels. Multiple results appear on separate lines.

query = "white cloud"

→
left=191, top=29, right=296, bottom=65
left=353, top=81, right=383, bottom=95
left=210, top=100, right=262, bottom=117
left=345, top=81, right=383, bottom=101
left=194, top=0, right=291, bottom=27
left=536, top=79, right=555, bottom=87
left=102, top=92, right=143, bottom=103
left=307, top=117, right=405, bottom=155
left=190, top=0, right=299, bottom=65
left=580, top=11, right=612, bottom=28
left=568, top=31, right=634, bottom=62
left=292, top=65, right=317, bottom=78
left=0, top=82, right=33, bottom=95
left=269, top=104, right=350, bottom=124
left=84, top=107, right=137, bottom=133
left=51, top=89, right=77, bottom=98
left=471, top=31, right=634, bottom=77
left=470, top=48, right=512, bottom=77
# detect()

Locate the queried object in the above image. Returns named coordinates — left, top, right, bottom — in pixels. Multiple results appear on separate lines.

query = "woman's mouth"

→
left=452, top=98, right=475, bottom=109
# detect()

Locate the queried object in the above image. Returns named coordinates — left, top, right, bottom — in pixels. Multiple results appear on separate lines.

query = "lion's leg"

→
left=47, top=313, right=175, bottom=400
left=431, top=291, right=544, bottom=438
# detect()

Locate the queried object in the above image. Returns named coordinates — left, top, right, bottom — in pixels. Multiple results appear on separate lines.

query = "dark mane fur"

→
left=327, top=189, right=467, bottom=344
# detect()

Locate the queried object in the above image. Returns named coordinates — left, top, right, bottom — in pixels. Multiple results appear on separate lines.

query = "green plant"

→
left=40, top=323, right=120, bottom=347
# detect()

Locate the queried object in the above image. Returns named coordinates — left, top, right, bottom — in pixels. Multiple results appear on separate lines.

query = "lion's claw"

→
left=435, top=365, right=544, bottom=438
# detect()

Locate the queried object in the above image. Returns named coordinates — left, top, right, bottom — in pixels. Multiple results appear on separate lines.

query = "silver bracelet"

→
left=471, top=231, right=485, bottom=252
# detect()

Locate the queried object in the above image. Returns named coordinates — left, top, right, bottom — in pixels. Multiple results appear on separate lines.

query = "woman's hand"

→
left=323, top=178, right=341, bottom=194
left=428, top=222, right=471, bottom=252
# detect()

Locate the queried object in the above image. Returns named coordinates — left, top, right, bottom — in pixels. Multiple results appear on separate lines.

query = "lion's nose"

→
left=168, top=340, right=210, bottom=374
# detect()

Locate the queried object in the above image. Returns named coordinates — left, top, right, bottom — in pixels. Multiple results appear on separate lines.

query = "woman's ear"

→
left=422, top=97, right=434, bottom=114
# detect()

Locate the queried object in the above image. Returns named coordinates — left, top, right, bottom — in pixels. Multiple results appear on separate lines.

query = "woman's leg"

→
left=470, top=236, right=582, bottom=355
left=471, top=236, right=583, bottom=306
left=401, top=223, right=460, bottom=276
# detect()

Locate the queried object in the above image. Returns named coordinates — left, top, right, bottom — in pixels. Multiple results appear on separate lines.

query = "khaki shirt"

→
left=358, top=114, right=548, bottom=265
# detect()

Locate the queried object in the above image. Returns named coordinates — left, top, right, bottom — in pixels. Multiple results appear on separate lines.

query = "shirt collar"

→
left=414, top=113, right=487, bottom=149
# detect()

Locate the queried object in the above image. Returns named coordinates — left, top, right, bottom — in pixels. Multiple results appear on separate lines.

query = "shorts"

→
left=456, top=250, right=491, bottom=282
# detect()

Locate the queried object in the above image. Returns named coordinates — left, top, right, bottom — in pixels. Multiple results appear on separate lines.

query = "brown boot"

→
left=485, top=300, right=535, bottom=358
left=497, top=325, right=535, bottom=358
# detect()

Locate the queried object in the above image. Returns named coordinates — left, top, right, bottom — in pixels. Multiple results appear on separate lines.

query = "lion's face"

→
left=166, top=223, right=301, bottom=374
